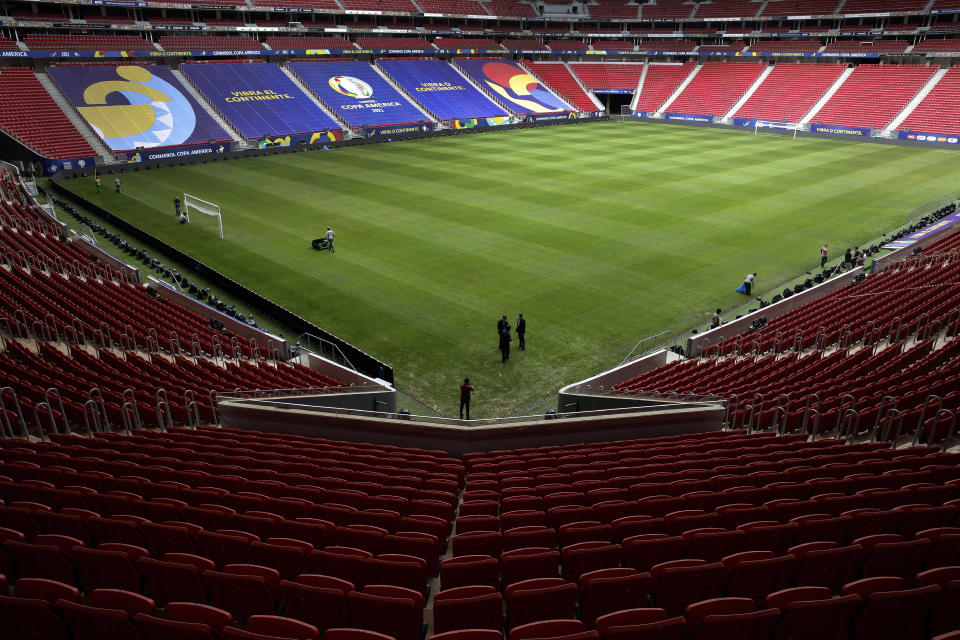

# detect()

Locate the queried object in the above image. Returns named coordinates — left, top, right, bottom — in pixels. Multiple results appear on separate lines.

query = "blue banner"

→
left=256, top=130, right=344, bottom=148
left=525, top=112, right=579, bottom=122
left=899, top=131, right=960, bottom=144
left=593, top=89, right=634, bottom=94
left=35, top=156, right=98, bottom=177
left=47, top=64, right=231, bottom=153
left=630, top=110, right=649, bottom=118
left=377, top=59, right=507, bottom=121
left=664, top=113, right=712, bottom=123
left=455, top=59, right=573, bottom=115
left=288, top=60, right=429, bottom=128
left=810, top=124, right=870, bottom=136
left=126, top=142, right=228, bottom=162
left=180, top=62, right=340, bottom=139
left=732, top=117, right=757, bottom=127
left=451, top=116, right=512, bottom=130
left=364, top=123, right=435, bottom=137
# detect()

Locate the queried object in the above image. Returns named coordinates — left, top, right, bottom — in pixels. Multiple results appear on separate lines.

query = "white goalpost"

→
left=183, top=193, right=224, bottom=239
left=754, top=120, right=802, bottom=139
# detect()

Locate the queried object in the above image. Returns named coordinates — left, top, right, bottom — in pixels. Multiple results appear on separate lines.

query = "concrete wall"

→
left=219, top=399, right=725, bottom=456
left=559, top=349, right=683, bottom=394
left=685, top=266, right=863, bottom=356
left=245, top=389, right=397, bottom=414
left=300, top=351, right=389, bottom=390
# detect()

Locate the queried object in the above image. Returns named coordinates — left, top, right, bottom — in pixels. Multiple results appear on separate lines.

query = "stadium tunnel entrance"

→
left=597, top=92, right=633, bottom=115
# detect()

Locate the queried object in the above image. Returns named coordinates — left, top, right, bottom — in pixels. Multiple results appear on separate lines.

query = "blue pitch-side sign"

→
left=664, top=113, right=712, bottom=123
left=630, top=110, right=649, bottom=118
left=364, top=122, right=435, bottom=137
left=899, top=131, right=960, bottom=144
left=810, top=124, right=870, bottom=136
left=127, top=142, right=228, bottom=162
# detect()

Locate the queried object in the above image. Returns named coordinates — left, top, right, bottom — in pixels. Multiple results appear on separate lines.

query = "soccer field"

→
left=61, top=120, right=960, bottom=417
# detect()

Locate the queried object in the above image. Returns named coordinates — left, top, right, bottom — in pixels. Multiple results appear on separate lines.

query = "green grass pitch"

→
left=62, top=120, right=960, bottom=417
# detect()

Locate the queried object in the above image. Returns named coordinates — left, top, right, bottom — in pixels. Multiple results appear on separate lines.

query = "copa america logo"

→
left=328, top=76, right=374, bottom=99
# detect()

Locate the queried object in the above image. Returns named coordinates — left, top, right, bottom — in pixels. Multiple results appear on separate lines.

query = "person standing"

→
left=114, top=177, right=121, bottom=193
left=95, top=175, right=102, bottom=193
left=174, top=197, right=181, bottom=218
left=743, top=272, right=756, bottom=296
left=820, top=244, right=829, bottom=268
left=459, top=377, right=474, bottom=419
left=497, top=315, right=508, bottom=337
left=325, top=227, right=335, bottom=253
left=516, top=313, right=526, bottom=350
left=711, top=308, right=722, bottom=329
left=499, top=327, right=511, bottom=363
left=844, top=248, right=852, bottom=269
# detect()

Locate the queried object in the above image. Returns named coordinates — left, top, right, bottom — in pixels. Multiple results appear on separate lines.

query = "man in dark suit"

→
left=499, top=327, right=511, bottom=363
left=516, top=313, right=526, bottom=350
left=497, top=315, right=508, bottom=336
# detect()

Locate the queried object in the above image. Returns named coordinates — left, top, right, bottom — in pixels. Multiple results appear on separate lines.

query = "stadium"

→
left=3, top=0, right=960, bottom=637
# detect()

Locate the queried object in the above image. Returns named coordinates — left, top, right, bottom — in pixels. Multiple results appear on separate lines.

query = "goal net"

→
left=754, top=120, right=802, bottom=138
left=183, top=193, right=223, bottom=239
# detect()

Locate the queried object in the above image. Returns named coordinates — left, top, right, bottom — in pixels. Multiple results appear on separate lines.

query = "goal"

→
left=183, top=193, right=224, bottom=239
left=754, top=120, right=802, bottom=139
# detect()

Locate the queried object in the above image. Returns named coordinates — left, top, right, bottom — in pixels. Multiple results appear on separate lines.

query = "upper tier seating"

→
left=812, top=64, right=935, bottom=129
left=913, top=38, right=960, bottom=52
left=592, top=40, right=636, bottom=51
left=761, top=0, right=839, bottom=14
left=735, top=63, right=845, bottom=122
left=158, top=35, right=265, bottom=50
left=639, top=0, right=696, bottom=19
left=0, top=69, right=96, bottom=160
left=249, top=0, right=341, bottom=7
left=548, top=39, right=590, bottom=50
left=523, top=61, right=602, bottom=111
left=822, top=39, right=910, bottom=53
left=502, top=39, right=550, bottom=51
left=640, top=39, right=697, bottom=51
left=750, top=40, right=822, bottom=52
left=841, top=0, right=927, bottom=11
left=264, top=37, right=357, bottom=49
left=698, top=42, right=745, bottom=52
left=570, top=62, right=644, bottom=91
left=667, top=62, right=766, bottom=117
left=22, top=34, right=154, bottom=50
left=483, top=0, right=538, bottom=17
left=340, top=0, right=419, bottom=10
left=416, top=0, right=491, bottom=13
left=694, top=0, right=764, bottom=17
left=900, top=66, right=960, bottom=135
left=355, top=37, right=434, bottom=50
left=633, top=61, right=695, bottom=112
left=432, top=38, right=504, bottom=49
left=0, top=36, right=22, bottom=50
left=588, top=0, right=641, bottom=19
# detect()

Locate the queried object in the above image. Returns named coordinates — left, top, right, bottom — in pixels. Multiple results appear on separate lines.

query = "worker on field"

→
left=326, top=227, right=335, bottom=253
left=95, top=175, right=102, bottom=193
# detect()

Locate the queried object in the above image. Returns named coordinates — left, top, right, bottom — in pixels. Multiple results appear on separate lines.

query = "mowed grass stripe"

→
left=62, top=121, right=960, bottom=417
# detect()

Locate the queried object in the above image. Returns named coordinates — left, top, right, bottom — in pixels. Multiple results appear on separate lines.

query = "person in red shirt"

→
left=460, top=378, right=474, bottom=420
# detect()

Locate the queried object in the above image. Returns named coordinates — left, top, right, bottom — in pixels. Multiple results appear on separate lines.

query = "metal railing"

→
left=296, top=332, right=358, bottom=372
